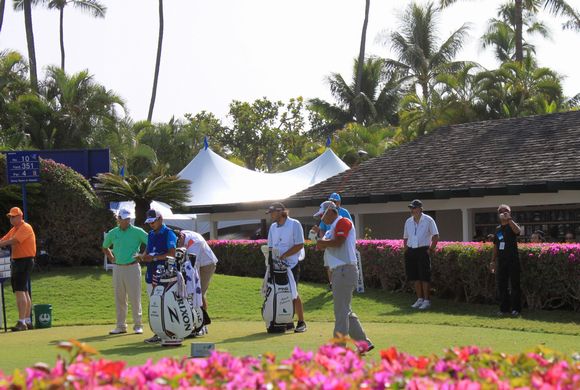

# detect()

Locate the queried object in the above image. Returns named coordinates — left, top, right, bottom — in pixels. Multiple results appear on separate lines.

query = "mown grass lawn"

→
left=0, top=267, right=578, bottom=373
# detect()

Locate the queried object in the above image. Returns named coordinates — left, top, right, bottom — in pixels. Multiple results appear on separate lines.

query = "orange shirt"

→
left=1, top=222, right=36, bottom=259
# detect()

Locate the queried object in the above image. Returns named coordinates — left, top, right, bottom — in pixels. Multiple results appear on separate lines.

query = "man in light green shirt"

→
left=102, top=209, right=148, bottom=335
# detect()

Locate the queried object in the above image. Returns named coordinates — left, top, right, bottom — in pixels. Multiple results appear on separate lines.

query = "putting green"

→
left=0, top=321, right=578, bottom=374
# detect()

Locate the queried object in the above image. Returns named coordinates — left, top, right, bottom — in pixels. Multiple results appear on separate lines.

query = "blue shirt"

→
left=319, top=207, right=352, bottom=232
left=145, top=224, right=177, bottom=284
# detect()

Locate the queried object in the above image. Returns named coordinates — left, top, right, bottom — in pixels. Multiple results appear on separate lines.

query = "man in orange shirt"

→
left=0, top=207, right=36, bottom=331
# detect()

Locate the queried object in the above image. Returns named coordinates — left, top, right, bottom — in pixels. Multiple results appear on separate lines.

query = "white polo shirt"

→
left=180, top=230, right=218, bottom=267
left=403, top=213, right=439, bottom=248
left=324, top=216, right=357, bottom=270
left=267, top=217, right=305, bottom=269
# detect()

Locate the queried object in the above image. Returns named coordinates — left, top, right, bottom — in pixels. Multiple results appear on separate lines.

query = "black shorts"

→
left=290, top=262, right=301, bottom=285
left=404, top=247, right=431, bottom=282
left=11, top=257, right=34, bottom=292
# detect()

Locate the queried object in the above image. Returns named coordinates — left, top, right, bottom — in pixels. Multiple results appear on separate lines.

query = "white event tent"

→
left=178, top=147, right=349, bottom=207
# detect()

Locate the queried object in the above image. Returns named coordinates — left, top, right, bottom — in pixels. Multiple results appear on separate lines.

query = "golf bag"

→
left=261, top=246, right=295, bottom=333
left=149, top=256, right=200, bottom=346
left=175, top=247, right=208, bottom=333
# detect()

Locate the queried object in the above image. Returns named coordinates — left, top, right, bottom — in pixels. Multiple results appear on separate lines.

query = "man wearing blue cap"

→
left=311, top=193, right=352, bottom=290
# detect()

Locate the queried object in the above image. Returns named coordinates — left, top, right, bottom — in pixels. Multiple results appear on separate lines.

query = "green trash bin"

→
left=34, top=304, right=52, bottom=328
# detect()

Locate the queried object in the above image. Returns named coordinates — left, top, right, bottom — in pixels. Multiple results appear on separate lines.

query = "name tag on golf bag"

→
left=149, top=276, right=195, bottom=345
left=261, top=268, right=294, bottom=333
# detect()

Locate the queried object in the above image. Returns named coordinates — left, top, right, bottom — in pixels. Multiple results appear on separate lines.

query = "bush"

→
left=210, top=239, right=580, bottom=311
left=0, top=155, right=115, bottom=265
left=2, top=340, right=579, bottom=388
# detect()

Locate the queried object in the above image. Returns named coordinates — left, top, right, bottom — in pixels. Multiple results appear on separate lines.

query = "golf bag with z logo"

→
left=261, top=246, right=294, bottom=333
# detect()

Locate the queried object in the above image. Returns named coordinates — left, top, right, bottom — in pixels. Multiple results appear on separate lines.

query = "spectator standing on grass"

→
left=403, top=199, right=439, bottom=310
left=0, top=207, right=36, bottom=332
left=314, top=201, right=373, bottom=354
left=139, top=209, right=177, bottom=344
left=492, top=204, right=522, bottom=316
left=267, top=202, right=307, bottom=333
left=310, top=193, right=352, bottom=291
left=102, top=209, right=148, bottom=335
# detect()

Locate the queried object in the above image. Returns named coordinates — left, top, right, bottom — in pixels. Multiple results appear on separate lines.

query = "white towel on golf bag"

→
left=176, top=272, right=186, bottom=298
left=261, top=265, right=298, bottom=300
left=183, top=260, right=203, bottom=308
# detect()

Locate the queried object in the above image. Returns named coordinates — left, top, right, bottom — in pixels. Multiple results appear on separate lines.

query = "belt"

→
left=117, top=261, right=138, bottom=266
left=407, top=246, right=429, bottom=250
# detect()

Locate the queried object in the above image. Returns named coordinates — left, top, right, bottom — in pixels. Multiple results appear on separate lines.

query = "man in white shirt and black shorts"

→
left=267, top=202, right=307, bottom=333
left=403, top=199, right=439, bottom=310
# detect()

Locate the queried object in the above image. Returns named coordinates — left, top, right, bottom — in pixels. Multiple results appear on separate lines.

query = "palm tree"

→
left=94, top=173, right=191, bottom=227
left=47, top=0, right=106, bottom=71
left=147, top=0, right=164, bottom=122
left=308, top=57, right=401, bottom=135
left=380, top=1, right=471, bottom=103
left=13, top=0, right=38, bottom=91
left=40, top=66, right=125, bottom=148
left=441, top=0, right=580, bottom=62
left=481, top=1, right=551, bottom=62
left=354, top=0, right=371, bottom=122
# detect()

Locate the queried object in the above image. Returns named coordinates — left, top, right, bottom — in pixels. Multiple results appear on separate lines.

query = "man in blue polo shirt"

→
left=140, top=208, right=176, bottom=344
left=311, top=193, right=352, bottom=290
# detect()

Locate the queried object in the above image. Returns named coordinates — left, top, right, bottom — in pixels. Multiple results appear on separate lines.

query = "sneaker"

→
left=358, top=340, right=375, bottom=355
left=11, top=322, right=27, bottom=332
left=294, top=321, right=307, bottom=333
left=511, top=310, right=521, bottom=317
left=411, top=298, right=424, bottom=308
left=26, top=322, right=34, bottom=330
left=144, top=334, right=161, bottom=344
left=328, top=283, right=333, bottom=291
left=286, top=322, right=295, bottom=331
left=109, top=328, right=127, bottom=335
left=203, top=325, right=208, bottom=335
left=133, top=326, right=144, bottom=334
left=418, top=300, right=431, bottom=310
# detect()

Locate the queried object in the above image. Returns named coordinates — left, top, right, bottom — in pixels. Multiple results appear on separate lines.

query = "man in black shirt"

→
left=492, top=204, right=522, bottom=316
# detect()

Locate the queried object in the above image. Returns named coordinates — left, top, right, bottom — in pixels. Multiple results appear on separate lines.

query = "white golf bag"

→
left=148, top=254, right=202, bottom=347
left=260, top=246, right=295, bottom=333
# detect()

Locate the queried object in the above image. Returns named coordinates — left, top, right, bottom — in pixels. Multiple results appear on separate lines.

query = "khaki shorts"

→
left=199, top=263, right=216, bottom=296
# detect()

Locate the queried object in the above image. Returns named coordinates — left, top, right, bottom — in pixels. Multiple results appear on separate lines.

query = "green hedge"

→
left=0, top=155, right=115, bottom=265
left=210, top=239, right=580, bottom=311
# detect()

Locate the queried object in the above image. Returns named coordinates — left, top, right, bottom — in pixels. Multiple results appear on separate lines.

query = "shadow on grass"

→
left=303, top=291, right=333, bottom=310
left=99, top=342, right=168, bottom=356
left=221, top=330, right=295, bottom=343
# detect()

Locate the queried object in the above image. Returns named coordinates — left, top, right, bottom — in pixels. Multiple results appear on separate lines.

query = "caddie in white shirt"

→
left=266, top=202, right=307, bottom=333
left=403, top=199, right=439, bottom=310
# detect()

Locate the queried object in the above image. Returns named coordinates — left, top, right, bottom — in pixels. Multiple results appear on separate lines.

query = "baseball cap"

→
left=408, top=199, right=423, bottom=208
left=328, top=192, right=341, bottom=202
left=266, top=202, right=286, bottom=214
left=144, top=209, right=162, bottom=223
left=313, top=200, right=338, bottom=218
left=6, top=207, right=23, bottom=217
left=117, top=208, right=131, bottom=220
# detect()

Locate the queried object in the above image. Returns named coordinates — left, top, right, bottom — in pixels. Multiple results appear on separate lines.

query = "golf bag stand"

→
left=261, top=248, right=294, bottom=333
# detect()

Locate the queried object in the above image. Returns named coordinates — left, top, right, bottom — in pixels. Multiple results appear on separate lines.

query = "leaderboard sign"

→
left=6, top=151, right=40, bottom=184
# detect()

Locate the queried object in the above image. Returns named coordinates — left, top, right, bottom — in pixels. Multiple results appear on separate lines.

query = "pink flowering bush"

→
left=1, top=340, right=579, bottom=389
left=210, top=240, right=580, bottom=311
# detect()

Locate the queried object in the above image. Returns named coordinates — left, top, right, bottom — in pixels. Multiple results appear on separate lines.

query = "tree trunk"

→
left=514, top=0, right=523, bottom=62
left=147, top=0, right=164, bottom=122
left=354, top=0, right=370, bottom=123
left=23, top=0, right=38, bottom=92
left=134, top=199, right=152, bottom=228
left=59, top=7, right=65, bottom=71
left=0, top=0, right=6, bottom=34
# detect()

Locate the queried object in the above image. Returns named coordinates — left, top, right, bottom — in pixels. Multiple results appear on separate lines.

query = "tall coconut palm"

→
left=13, top=0, right=38, bottom=91
left=482, top=1, right=551, bottom=62
left=354, top=0, right=371, bottom=122
left=94, top=173, right=191, bottom=227
left=147, top=0, right=164, bottom=122
left=441, top=0, right=580, bottom=62
left=308, top=57, right=401, bottom=136
left=380, top=1, right=471, bottom=104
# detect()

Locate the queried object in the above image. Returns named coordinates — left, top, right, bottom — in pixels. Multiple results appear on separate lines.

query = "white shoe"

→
left=418, top=300, right=431, bottom=310
left=133, top=326, right=143, bottom=334
left=109, top=328, right=127, bottom=335
left=411, top=298, right=424, bottom=308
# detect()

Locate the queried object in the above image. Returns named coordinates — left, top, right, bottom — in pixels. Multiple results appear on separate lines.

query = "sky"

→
left=1, top=0, right=579, bottom=125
